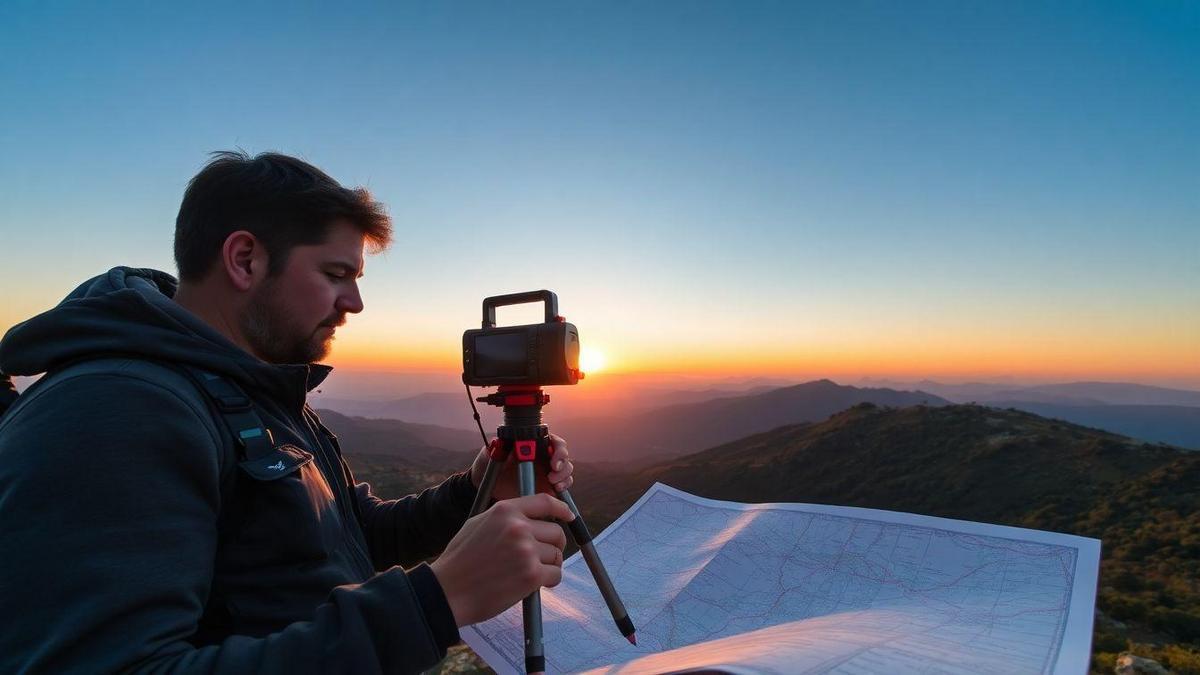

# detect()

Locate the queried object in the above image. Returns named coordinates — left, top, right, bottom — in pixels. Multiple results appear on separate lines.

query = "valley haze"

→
left=310, top=373, right=1200, bottom=460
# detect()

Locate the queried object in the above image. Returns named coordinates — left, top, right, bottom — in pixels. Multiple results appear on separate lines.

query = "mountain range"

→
left=314, top=409, right=481, bottom=461
left=309, top=383, right=784, bottom=432
left=315, top=377, right=1200, bottom=453
left=319, top=379, right=951, bottom=465
left=330, top=393, right=1200, bottom=671
left=314, top=393, right=486, bottom=431
left=572, top=402, right=1190, bottom=527
left=550, top=379, right=948, bottom=464
left=338, top=400, right=1199, bottom=670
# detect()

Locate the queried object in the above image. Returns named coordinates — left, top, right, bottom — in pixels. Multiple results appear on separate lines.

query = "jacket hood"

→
left=0, top=267, right=328, bottom=409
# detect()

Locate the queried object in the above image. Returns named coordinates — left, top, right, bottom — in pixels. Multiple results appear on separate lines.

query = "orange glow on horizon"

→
left=323, top=320, right=1200, bottom=388
left=325, top=345, right=1199, bottom=389
left=300, top=274, right=1200, bottom=392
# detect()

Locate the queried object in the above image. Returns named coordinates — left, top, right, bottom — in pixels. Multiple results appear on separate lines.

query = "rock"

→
left=1114, top=652, right=1169, bottom=675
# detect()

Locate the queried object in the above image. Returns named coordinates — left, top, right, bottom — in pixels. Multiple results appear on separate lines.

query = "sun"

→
left=579, top=347, right=606, bottom=374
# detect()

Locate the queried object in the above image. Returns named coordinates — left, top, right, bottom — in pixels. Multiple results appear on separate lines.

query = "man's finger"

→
left=514, top=493, right=574, bottom=522
left=535, top=541, right=563, bottom=566
left=548, top=459, right=573, bottom=484
left=539, top=562, right=564, bottom=588
left=531, top=520, right=567, bottom=550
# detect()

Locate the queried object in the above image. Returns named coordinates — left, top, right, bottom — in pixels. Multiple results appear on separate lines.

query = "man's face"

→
left=241, top=220, right=367, bottom=364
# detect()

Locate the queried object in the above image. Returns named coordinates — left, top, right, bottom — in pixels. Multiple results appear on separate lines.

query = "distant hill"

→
left=633, top=404, right=1185, bottom=520
left=996, top=382, right=1200, bottom=407
left=548, top=384, right=784, bottom=416
left=988, top=400, right=1200, bottom=449
left=314, top=409, right=481, bottom=460
left=316, top=409, right=480, bottom=499
left=552, top=379, right=950, bottom=465
left=312, top=393, right=486, bottom=430
left=865, top=379, right=1200, bottom=407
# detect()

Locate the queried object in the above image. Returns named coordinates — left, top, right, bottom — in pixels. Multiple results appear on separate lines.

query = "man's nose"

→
left=337, top=283, right=365, bottom=314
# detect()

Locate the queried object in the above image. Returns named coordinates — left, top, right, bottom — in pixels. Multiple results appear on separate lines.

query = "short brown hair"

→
left=174, top=150, right=392, bottom=282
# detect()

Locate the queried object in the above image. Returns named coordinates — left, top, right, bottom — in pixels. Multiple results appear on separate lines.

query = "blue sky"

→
left=1, top=2, right=1197, bottom=385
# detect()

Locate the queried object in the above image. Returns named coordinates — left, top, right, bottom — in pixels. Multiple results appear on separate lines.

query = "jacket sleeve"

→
left=0, top=372, right=450, bottom=675
left=353, top=466, right=479, bottom=570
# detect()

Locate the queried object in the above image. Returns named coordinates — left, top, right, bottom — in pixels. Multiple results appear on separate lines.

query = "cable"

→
left=465, top=384, right=490, bottom=448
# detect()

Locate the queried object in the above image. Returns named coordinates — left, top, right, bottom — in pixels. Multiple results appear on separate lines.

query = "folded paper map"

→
left=462, top=483, right=1100, bottom=674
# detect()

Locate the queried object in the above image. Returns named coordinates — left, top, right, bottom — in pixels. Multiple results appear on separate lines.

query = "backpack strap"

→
left=179, top=366, right=275, bottom=463
left=173, top=365, right=272, bottom=645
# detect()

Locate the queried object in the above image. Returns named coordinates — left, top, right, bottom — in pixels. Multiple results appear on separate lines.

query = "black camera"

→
left=462, top=290, right=582, bottom=387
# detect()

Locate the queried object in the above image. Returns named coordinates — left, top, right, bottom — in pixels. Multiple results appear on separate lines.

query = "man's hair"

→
left=174, top=150, right=392, bottom=282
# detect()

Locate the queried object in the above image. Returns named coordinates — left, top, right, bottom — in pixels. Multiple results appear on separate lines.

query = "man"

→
left=0, top=151, right=576, bottom=673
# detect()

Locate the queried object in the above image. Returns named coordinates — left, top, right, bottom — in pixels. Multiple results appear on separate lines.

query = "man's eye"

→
left=326, top=271, right=345, bottom=280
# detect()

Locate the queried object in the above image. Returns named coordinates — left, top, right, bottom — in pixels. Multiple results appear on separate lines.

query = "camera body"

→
left=462, top=290, right=582, bottom=387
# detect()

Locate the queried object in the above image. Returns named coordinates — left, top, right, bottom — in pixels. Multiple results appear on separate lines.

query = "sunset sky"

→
left=2, top=2, right=1197, bottom=389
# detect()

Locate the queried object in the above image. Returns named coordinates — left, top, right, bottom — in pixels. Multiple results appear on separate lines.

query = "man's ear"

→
left=221, top=230, right=269, bottom=292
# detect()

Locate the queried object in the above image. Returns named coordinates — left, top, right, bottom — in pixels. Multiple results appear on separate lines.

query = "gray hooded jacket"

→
left=0, top=267, right=475, bottom=674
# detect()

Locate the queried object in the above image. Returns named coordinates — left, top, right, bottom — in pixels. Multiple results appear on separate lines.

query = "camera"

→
left=462, top=290, right=582, bottom=387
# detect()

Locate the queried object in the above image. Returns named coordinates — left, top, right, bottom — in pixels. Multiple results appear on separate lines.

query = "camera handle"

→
left=480, top=290, right=560, bottom=328
left=468, top=386, right=636, bottom=674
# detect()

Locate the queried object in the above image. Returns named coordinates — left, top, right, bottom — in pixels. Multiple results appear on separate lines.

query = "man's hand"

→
left=469, top=433, right=574, bottom=500
left=430, top=493, right=574, bottom=627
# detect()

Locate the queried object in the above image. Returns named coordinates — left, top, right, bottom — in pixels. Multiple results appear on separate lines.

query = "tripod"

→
left=468, top=385, right=636, bottom=674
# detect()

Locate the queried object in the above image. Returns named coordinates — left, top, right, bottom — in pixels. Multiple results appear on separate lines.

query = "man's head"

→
left=173, top=151, right=392, bottom=364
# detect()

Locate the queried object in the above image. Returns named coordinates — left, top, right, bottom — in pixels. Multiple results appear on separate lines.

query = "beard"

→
left=240, top=282, right=336, bottom=364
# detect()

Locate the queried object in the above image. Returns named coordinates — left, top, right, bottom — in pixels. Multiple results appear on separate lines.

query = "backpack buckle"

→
left=214, top=394, right=252, bottom=413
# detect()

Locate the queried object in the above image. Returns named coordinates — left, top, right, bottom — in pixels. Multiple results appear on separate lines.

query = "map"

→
left=461, top=483, right=1100, bottom=674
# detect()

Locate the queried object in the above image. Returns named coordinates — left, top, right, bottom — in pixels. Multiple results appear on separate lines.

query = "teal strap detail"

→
left=181, top=366, right=276, bottom=462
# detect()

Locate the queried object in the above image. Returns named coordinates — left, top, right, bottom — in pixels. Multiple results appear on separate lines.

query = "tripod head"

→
left=475, top=385, right=551, bottom=464
left=474, top=385, right=550, bottom=411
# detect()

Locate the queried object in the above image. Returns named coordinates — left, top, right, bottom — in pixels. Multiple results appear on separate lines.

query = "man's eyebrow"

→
left=326, top=261, right=365, bottom=278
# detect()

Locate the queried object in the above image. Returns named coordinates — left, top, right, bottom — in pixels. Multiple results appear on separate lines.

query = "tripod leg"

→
left=469, top=456, right=503, bottom=517
left=469, top=439, right=509, bottom=518
left=558, top=489, right=637, bottom=644
left=519, top=459, right=545, bottom=673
